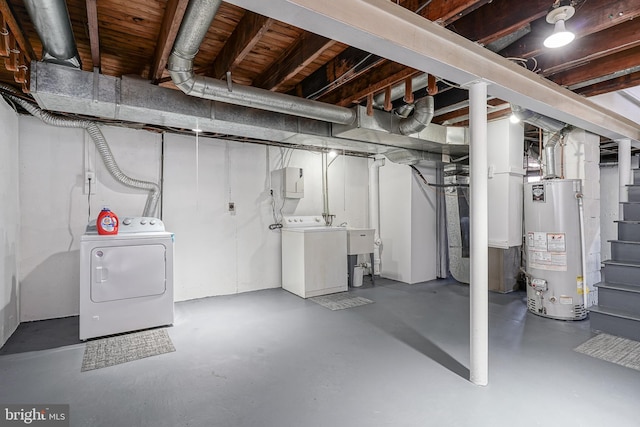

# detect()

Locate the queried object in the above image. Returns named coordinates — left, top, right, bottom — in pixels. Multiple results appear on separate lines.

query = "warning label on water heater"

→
left=527, top=231, right=567, bottom=271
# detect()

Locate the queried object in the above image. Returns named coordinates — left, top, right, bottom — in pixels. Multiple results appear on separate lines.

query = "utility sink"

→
left=346, top=228, right=374, bottom=255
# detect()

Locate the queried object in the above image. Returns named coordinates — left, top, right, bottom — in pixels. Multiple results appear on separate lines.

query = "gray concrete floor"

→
left=1, top=278, right=639, bottom=427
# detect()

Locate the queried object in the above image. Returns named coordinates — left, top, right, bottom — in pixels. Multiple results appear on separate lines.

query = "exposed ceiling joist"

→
left=150, top=0, right=188, bottom=82
left=320, top=61, right=420, bottom=106
left=451, top=0, right=548, bottom=45
left=227, top=0, right=639, bottom=141
left=254, top=33, right=337, bottom=91
left=421, top=0, right=493, bottom=26
left=85, top=0, right=100, bottom=68
left=501, top=0, right=640, bottom=59
left=209, top=11, right=275, bottom=81
left=537, top=19, right=640, bottom=76
left=0, top=0, right=35, bottom=62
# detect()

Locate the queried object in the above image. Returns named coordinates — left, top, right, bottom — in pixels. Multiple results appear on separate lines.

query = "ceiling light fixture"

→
left=543, top=0, right=576, bottom=49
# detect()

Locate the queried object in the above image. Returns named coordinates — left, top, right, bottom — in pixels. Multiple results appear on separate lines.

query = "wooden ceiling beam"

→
left=450, top=0, right=549, bottom=45
left=293, top=47, right=385, bottom=99
left=550, top=45, right=640, bottom=88
left=421, top=0, right=493, bottom=26
left=0, top=0, right=35, bottom=63
left=293, top=0, right=492, bottom=105
left=577, top=71, right=640, bottom=97
left=433, top=98, right=506, bottom=123
left=150, top=0, right=188, bottom=82
left=318, top=61, right=420, bottom=107
left=501, top=0, right=640, bottom=59
left=253, top=33, right=337, bottom=91
left=209, top=11, right=274, bottom=80
left=536, top=19, right=640, bottom=77
left=85, top=0, right=100, bottom=69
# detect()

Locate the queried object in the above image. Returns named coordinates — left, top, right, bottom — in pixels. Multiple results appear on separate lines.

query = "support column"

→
left=469, top=81, right=488, bottom=386
left=618, top=139, right=631, bottom=217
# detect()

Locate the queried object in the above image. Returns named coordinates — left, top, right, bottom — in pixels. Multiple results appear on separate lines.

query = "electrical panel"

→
left=271, top=167, right=304, bottom=199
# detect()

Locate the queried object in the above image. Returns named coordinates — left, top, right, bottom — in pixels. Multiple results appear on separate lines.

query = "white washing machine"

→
left=80, top=217, right=174, bottom=340
left=281, top=215, right=347, bottom=298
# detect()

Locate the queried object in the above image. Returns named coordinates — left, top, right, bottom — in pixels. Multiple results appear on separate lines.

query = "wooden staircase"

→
left=589, top=181, right=640, bottom=341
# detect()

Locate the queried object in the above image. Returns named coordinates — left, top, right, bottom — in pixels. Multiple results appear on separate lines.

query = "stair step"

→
left=626, top=185, right=640, bottom=202
left=589, top=305, right=640, bottom=341
left=594, top=282, right=640, bottom=315
left=610, top=240, right=640, bottom=262
left=621, top=203, right=640, bottom=221
left=602, top=260, right=640, bottom=286
left=615, top=221, right=640, bottom=242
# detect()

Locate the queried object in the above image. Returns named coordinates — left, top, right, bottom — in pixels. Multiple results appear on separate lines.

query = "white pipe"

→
left=469, top=82, right=489, bottom=387
left=369, top=157, right=385, bottom=275
left=576, top=193, right=589, bottom=309
left=618, top=138, right=631, bottom=213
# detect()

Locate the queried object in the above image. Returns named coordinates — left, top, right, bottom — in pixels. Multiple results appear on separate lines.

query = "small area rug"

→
left=310, top=292, right=373, bottom=311
left=81, top=328, right=175, bottom=372
left=574, top=333, right=640, bottom=372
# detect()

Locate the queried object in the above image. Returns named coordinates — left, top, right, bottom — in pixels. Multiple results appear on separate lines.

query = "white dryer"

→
left=80, top=217, right=174, bottom=340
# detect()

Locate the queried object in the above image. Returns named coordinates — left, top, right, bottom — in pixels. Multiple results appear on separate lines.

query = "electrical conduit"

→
left=369, top=157, right=385, bottom=275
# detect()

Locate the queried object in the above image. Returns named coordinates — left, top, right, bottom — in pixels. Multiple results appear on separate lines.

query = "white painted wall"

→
left=18, top=116, right=161, bottom=321
left=379, top=161, right=437, bottom=284
left=17, top=120, right=369, bottom=320
left=563, top=129, right=601, bottom=306
left=163, top=134, right=369, bottom=301
left=0, top=98, right=20, bottom=346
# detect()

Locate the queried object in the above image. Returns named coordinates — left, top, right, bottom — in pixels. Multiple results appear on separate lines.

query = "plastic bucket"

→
left=353, top=266, right=364, bottom=287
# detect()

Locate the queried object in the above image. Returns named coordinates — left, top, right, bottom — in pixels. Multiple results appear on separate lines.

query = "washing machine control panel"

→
left=282, top=216, right=325, bottom=228
left=119, top=217, right=165, bottom=233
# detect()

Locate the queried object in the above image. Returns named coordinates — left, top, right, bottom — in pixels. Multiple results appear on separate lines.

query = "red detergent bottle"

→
left=97, top=207, right=119, bottom=235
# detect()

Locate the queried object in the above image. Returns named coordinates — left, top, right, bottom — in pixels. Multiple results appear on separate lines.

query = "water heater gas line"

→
left=576, top=192, right=588, bottom=309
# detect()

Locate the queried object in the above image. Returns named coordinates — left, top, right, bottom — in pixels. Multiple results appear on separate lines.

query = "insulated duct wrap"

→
left=1, top=84, right=160, bottom=217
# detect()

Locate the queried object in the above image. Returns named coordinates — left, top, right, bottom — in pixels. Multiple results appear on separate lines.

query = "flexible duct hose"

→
left=1, top=84, right=160, bottom=216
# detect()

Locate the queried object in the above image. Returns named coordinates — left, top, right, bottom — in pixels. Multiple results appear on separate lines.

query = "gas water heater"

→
left=524, top=179, right=587, bottom=320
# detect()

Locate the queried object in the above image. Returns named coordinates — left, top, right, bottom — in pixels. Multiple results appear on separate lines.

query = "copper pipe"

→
left=404, top=77, right=414, bottom=104
left=366, top=93, right=374, bottom=116
left=384, top=86, right=392, bottom=111
left=427, top=73, right=438, bottom=96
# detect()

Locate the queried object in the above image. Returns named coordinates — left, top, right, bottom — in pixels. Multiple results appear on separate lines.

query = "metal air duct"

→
left=398, top=96, right=434, bottom=135
left=511, top=104, right=570, bottom=179
left=167, top=0, right=356, bottom=125
left=23, top=0, right=82, bottom=68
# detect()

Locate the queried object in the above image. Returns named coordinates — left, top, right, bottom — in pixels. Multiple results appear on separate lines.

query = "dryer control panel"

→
left=86, top=217, right=165, bottom=234
left=120, top=217, right=166, bottom=233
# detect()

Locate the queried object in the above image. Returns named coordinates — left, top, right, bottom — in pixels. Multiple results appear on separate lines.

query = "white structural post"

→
left=618, top=138, right=631, bottom=215
left=469, top=81, right=489, bottom=386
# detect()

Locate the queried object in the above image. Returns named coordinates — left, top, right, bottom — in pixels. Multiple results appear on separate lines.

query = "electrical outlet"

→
left=228, top=202, right=236, bottom=214
left=84, top=170, right=96, bottom=195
